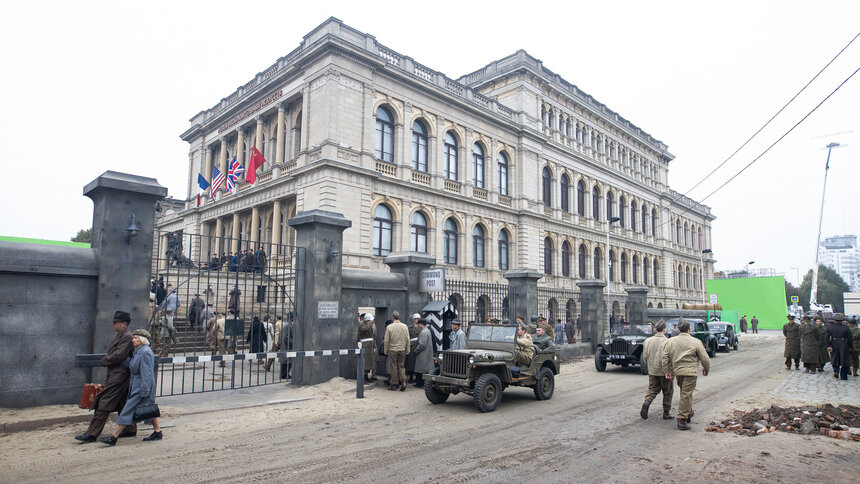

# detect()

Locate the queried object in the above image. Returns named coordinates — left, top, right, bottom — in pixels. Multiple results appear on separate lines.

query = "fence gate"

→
left=148, top=230, right=303, bottom=396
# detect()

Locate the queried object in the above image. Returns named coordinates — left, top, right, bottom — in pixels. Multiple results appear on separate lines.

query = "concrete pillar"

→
left=625, top=285, right=650, bottom=324
left=215, top=218, right=224, bottom=256
left=217, top=138, right=228, bottom=187
left=231, top=213, right=240, bottom=253
left=236, top=129, right=245, bottom=167
left=275, top=105, right=286, bottom=165
left=288, top=210, right=352, bottom=385
left=271, top=200, right=281, bottom=260
left=83, top=171, right=167, bottom=380
left=255, top=115, right=264, bottom=160
left=250, top=206, right=260, bottom=246
left=385, top=252, right=435, bottom=321
left=577, top=279, right=606, bottom=348
left=204, top=146, right=213, bottom=187
left=504, top=269, right=542, bottom=321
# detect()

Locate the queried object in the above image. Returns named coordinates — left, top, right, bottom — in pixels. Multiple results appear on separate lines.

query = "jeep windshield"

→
left=610, top=323, right=653, bottom=336
left=707, top=323, right=727, bottom=332
left=468, top=324, right=516, bottom=342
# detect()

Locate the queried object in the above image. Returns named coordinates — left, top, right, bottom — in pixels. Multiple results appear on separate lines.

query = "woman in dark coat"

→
left=247, top=316, right=267, bottom=363
left=99, top=329, right=162, bottom=445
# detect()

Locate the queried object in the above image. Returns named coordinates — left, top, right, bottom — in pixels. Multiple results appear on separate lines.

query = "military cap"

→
left=654, top=321, right=666, bottom=332
left=833, top=313, right=845, bottom=321
left=787, top=314, right=795, bottom=319
left=364, top=314, right=374, bottom=321
left=112, top=311, right=131, bottom=323
left=802, top=315, right=811, bottom=321
left=412, top=313, right=421, bottom=320
left=451, top=319, right=461, bottom=327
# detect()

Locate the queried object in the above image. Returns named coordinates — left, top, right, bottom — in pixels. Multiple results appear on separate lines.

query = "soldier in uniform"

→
left=815, top=316, right=829, bottom=372
left=751, top=315, right=759, bottom=334
left=662, top=318, right=710, bottom=430
left=358, top=313, right=377, bottom=382
left=782, top=315, right=801, bottom=370
left=739, top=315, right=748, bottom=333
left=826, top=314, right=854, bottom=380
left=848, top=317, right=860, bottom=377
left=640, top=321, right=674, bottom=420
left=539, top=316, right=555, bottom=340
left=800, top=315, right=820, bottom=372
left=383, top=313, right=410, bottom=391
left=514, top=325, right=534, bottom=367
left=405, top=313, right=422, bottom=383
left=527, top=315, right=539, bottom=335
left=532, top=325, right=553, bottom=351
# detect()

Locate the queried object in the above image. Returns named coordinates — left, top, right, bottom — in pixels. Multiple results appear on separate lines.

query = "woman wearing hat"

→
left=99, top=329, right=163, bottom=445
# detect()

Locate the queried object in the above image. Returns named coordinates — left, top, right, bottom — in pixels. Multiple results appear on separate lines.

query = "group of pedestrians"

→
left=739, top=315, right=759, bottom=333
left=206, top=246, right=268, bottom=273
left=786, top=313, right=857, bottom=379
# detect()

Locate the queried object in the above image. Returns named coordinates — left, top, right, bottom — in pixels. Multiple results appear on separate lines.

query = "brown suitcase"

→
left=79, top=383, right=104, bottom=409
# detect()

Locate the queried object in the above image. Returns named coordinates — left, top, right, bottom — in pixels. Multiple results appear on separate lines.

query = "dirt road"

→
left=1, top=331, right=857, bottom=483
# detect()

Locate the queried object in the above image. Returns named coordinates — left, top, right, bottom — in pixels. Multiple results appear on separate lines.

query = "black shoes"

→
left=98, top=435, right=117, bottom=446
left=663, top=412, right=675, bottom=420
left=142, top=431, right=163, bottom=442
left=640, top=400, right=651, bottom=420
left=118, top=428, right=137, bottom=439
left=686, top=410, right=695, bottom=423
left=74, top=432, right=97, bottom=443
left=677, top=420, right=691, bottom=430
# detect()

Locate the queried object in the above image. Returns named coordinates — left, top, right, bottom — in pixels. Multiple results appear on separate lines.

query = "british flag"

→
left=226, top=157, right=244, bottom=192
left=210, top=165, right=225, bottom=199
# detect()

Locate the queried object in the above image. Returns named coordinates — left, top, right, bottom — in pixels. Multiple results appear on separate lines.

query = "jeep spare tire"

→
left=594, top=348, right=606, bottom=372
left=474, top=373, right=502, bottom=412
left=533, top=367, right=555, bottom=400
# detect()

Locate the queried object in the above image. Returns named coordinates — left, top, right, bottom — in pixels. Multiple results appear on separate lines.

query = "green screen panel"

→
left=705, top=276, right=787, bottom=329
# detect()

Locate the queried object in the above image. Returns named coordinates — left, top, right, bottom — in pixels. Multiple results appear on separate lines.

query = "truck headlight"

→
left=468, top=356, right=475, bottom=365
left=604, top=339, right=611, bottom=345
left=437, top=353, right=444, bottom=360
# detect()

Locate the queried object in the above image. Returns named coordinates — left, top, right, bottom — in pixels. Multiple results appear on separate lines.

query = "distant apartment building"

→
left=820, top=235, right=860, bottom=291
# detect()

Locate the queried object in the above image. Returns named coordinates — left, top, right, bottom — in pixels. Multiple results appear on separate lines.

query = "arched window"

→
left=606, top=191, right=614, bottom=220
left=632, top=255, right=640, bottom=284
left=372, top=204, right=392, bottom=256
left=472, top=225, right=485, bottom=268
left=476, top=295, right=489, bottom=323
left=631, top=202, right=638, bottom=231
left=444, top=218, right=458, bottom=264
left=542, top=167, right=552, bottom=207
left=577, top=179, right=586, bottom=216
left=560, top=174, right=570, bottom=213
left=292, top=111, right=302, bottom=158
left=619, top=196, right=627, bottom=228
left=684, top=223, right=690, bottom=247
left=643, top=257, right=649, bottom=285
left=578, top=244, right=587, bottom=278
left=653, top=259, right=659, bottom=286
left=686, top=267, right=691, bottom=288
left=544, top=237, right=553, bottom=275
left=411, top=120, right=428, bottom=172
left=693, top=267, right=698, bottom=289
left=497, top=152, right=509, bottom=196
left=621, top=253, right=628, bottom=283
left=677, top=265, right=683, bottom=288
left=561, top=241, right=571, bottom=277
left=410, top=212, right=427, bottom=253
left=641, top=205, right=648, bottom=234
left=609, top=249, right=616, bottom=282
left=651, top=209, right=657, bottom=236
left=374, top=106, right=394, bottom=162
left=676, top=220, right=682, bottom=244
left=472, top=143, right=485, bottom=188
left=498, top=229, right=509, bottom=271
left=698, top=228, right=703, bottom=249
left=592, top=186, right=601, bottom=220
left=593, top=247, right=602, bottom=279
left=444, top=132, right=458, bottom=180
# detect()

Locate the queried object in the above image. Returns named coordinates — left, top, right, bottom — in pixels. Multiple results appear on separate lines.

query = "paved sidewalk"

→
left=772, top=367, right=860, bottom=404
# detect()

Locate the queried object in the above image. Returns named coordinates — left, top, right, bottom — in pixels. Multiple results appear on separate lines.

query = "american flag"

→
left=227, top=157, right=244, bottom=192
left=210, top=165, right=225, bottom=199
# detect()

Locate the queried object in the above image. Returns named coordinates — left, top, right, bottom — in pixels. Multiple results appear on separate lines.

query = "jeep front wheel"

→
left=424, top=367, right=449, bottom=404
left=533, top=367, right=555, bottom=400
left=474, top=373, right=502, bottom=412
left=594, top=348, right=606, bottom=372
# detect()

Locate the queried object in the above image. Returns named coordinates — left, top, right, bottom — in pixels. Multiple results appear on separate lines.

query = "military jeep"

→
left=594, top=322, right=653, bottom=374
left=423, top=324, right=560, bottom=412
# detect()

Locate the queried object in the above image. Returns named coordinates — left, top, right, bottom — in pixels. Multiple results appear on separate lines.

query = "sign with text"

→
left=420, top=269, right=446, bottom=292
left=317, top=301, right=339, bottom=319
left=709, top=294, right=718, bottom=305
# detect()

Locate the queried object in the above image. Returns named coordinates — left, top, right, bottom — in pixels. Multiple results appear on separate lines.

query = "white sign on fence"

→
left=420, top=268, right=446, bottom=292
left=317, top=301, right=339, bottom=319
left=709, top=294, right=718, bottom=304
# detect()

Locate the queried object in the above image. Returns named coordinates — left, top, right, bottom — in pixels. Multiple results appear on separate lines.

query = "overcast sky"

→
left=1, top=0, right=858, bottom=285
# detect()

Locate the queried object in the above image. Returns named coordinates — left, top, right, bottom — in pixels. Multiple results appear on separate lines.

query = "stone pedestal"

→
left=504, top=269, right=542, bottom=322
left=288, top=210, right=351, bottom=385
left=385, top=252, right=436, bottom=318
left=84, top=171, right=167, bottom=380
left=625, top=285, right=650, bottom=324
left=577, top=279, right=607, bottom=348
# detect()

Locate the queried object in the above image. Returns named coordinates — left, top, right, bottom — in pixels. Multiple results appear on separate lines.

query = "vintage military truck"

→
left=423, top=324, right=560, bottom=412
left=594, top=322, right=653, bottom=374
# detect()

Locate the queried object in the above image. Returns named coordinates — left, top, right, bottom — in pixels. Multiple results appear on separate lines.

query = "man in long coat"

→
left=739, top=315, right=748, bottom=333
left=782, top=315, right=801, bottom=370
left=188, top=293, right=205, bottom=331
left=75, top=311, right=136, bottom=442
left=405, top=313, right=421, bottom=383
left=815, top=317, right=829, bottom=371
left=357, top=313, right=377, bottom=382
left=849, top=318, right=860, bottom=377
left=800, top=315, right=820, bottom=372
left=228, top=285, right=241, bottom=317
left=826, top=314, right=854, bottom=380
left=413, top=319, right=434, bottom=387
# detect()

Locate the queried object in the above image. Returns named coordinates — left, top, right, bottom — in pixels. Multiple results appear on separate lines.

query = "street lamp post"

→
left=605, top=216, right=621, bottom=290
left=700, top=249, right=712, bottom=303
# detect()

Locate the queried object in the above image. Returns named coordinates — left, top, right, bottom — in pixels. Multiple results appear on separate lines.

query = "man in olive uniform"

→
left=848, top=317, right=860, bottom=376
left=75, top=311, right=137, bottom=442
left=358, top=313, right=377, bottom=382
left=751, top=315, right=759, bottom=334
left=800, top=315, right=820, bottom=372
left=782, top=315, right=801, bottom=370
left=640, top=321, right=674, bottom=420
left=532, top=325, right=553, bottom=351
left=527, top=315, right=539, bottom=335
left=740, top=315, right=748, bottom=333
left=662, top=318, right=710, bottom=430
left=514, top=325, right=534, bottom=367
left=383, top=312, right=410, bottom=391
left=539, top=316, right=555, bottom=340
left=826, top=314, right=854, bottom=380
left=815, top=316, right=829, bottom=372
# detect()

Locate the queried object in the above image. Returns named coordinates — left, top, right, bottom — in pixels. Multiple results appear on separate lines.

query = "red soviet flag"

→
left=246, top=146, right=267, bottom=185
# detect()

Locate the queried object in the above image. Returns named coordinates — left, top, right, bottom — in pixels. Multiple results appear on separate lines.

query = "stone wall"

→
left=0, top=241, right=98, bottom=407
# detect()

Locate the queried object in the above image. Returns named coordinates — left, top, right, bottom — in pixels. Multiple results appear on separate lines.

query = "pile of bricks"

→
left=705, top=404, right=860, bottom=440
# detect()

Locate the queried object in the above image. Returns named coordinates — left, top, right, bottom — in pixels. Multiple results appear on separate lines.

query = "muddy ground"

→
left=1, top=331, right=857, bottom=483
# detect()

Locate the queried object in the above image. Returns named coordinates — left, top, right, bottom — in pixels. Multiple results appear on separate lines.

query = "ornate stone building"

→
left=157, top=17, right=715, bottom=312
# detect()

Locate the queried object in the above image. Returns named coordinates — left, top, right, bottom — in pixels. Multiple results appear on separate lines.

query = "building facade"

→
left=157, top=18, right=715, bottom=313
left=820, top=235, right=860, bottom=291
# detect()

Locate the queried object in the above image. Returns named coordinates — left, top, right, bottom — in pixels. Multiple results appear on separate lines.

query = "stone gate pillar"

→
left=384, top=252, right=436, bottom=319
left=625, top=285, right=650, bottom=324
left=504, top=269, right=542, bottom=322
left=577, top=279, right=606, bottom=348
left=288, top=209, right=351, bottom=385
left=84, top=171, right=167, bottom=380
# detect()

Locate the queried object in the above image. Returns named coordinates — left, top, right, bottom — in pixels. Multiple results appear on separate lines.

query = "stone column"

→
left=275, top=105, right=286, bottom=165
left=271, top=200, right=282, bottom=261
left=215, top=218, right=224, bottom=256
left=250, top=206, right=260, bottom=246
left=504, top=269, right=541, bottom=321
left=386, top=252, right=435, bottom=318
left=625, top=285, right=649, bottom=324
left=204, top=146, right=213, bottom=185
left=255, top=115, right=264, bottom=150
left=231, top=213, right=240, bottom=253
left=577, top=279, right=606, bottom=348
left=288, top=210, right=352, bottom=385
left=217, top=138, right=228, bottom=186
left=236, top=129, right=245, bottom=167
left=84, top=171, right=167, bottom=380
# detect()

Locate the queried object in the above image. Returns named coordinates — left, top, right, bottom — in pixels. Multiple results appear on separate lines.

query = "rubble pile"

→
left=706, top=404, right=860, bottom=440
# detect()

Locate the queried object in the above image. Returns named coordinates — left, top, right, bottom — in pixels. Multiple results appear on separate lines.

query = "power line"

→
left=681, top=31, right=859, bottom=196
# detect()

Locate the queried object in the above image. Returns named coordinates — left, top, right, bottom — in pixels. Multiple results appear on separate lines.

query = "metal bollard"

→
left=356, top=346, right=364, bottom=399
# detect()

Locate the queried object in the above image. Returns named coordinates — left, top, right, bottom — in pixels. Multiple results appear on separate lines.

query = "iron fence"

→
left=429, top=279, right=512, bottom=323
